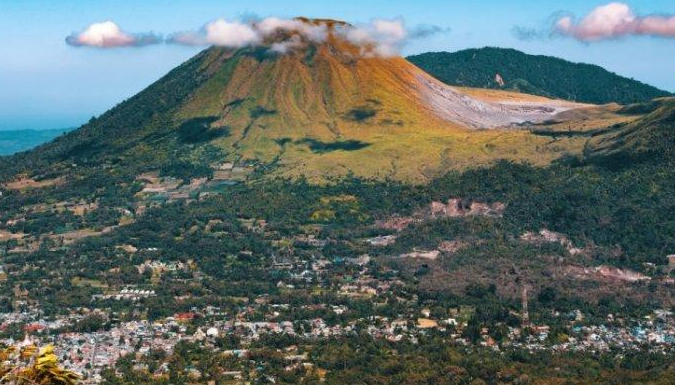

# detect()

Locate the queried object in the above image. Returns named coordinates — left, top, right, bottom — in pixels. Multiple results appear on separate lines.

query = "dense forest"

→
left=408, top=47, right=671, bottom=104
left=100, top=338, right=675, bottom=385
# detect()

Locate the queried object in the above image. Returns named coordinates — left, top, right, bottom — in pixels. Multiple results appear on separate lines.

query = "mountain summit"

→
left=177, top=20, right=568, bottom=132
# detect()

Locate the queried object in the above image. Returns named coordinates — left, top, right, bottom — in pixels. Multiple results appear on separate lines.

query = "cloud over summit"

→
left=169, top=17, right=441, bottom=57
left=68, top=17, right=448, bottom=57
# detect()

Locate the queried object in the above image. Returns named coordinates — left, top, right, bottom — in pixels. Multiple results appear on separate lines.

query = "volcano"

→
left=5, top=18, right=591, bottom=182
left=177, top=21, right=570, bottom=132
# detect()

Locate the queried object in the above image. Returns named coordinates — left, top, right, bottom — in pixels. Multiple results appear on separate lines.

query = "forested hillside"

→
left=408, top=47, right=671, bottom=104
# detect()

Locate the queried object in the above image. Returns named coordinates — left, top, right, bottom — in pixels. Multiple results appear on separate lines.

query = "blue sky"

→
left=1, top=0, right=674, bottom=130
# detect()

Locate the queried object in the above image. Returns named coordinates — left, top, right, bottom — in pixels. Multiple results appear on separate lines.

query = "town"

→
left=3, top=248, right=675, bottom=383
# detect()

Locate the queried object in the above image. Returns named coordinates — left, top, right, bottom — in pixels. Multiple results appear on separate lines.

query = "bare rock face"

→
left=495, top=73, right=505, bottom=87
left=430, top=198, right=505, bottom=218
left=446, top=198, right=467, bottom=217
left=438, top=240, right=466, bottom=254
left=668, top=255, right=675, bottom=267
left=401, top=250, right=440, bottom=260
left=377, top=216, right=417, bottom=232
left=430, top=201, right=448, bottom=217
left=377, top=198, right=505, bottom=233
left=520, top=229, right=585, bottom=256
left=417, top=73, right=572, bottom=129
left=566, top=265, right=650, bottom=283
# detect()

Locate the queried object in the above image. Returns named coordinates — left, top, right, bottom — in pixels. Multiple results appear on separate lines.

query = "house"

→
left=175, top=312, right=197, bottom=323
left=192, top=328, right=206, bottom=341
left=401, top=250, right=440, bottom=260
left=443, top=318, right=458, bottom=326
left=668, top=255, right=675, bottom=268
left=23, top=323, right=44, bottom=333
left=367, top=235, right=397, bottom=247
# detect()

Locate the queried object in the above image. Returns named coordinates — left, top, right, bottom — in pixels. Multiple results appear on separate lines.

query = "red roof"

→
left=175, top=312, right=196, bottom=321
left=24, top=324, right=44, bottom=332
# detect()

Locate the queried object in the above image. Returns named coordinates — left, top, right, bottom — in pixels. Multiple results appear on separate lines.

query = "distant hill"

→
left=408, top=47, right=672, bottom=105
left=0, top=128, right=72, bottom=156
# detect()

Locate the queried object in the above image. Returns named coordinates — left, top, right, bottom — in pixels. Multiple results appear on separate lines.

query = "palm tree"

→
left=0, top=344, right=80, bottom=385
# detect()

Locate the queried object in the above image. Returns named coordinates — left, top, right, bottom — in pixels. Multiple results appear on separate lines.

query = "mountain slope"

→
left=408, top=47, right=671, bottom=105
left=586, top=97, right=675, bottom=165
left=1, top=22, right=592, bottom=183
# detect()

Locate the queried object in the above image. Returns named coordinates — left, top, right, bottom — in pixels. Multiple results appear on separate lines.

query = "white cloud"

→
left=169, top=17, right=329, bottom=51
left=68, top=17, right=449, bottom=56
left=337, top=19, right=408, bottom=57
left=269, top=34, right=305, bottom=54
left=555, top=2, right=675, bottom=41
left=66, top=21, right=160, bottom=48
left=204, top=19, right=261, bottom=47
left=337, top=18, right=447, bottom=57
left=256, top=17, right=327, bottom=42
left=170, top=19, right=261, bottom=47
left=373, top=19, right=408, bottom=41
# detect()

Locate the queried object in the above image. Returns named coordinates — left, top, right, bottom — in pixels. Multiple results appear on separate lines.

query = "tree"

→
left=462, top=316, right=482, bottom=344
left=0, top=344, right=80, bottom=384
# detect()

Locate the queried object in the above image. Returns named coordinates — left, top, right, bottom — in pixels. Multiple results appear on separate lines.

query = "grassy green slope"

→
left=586, top=98, right=675, bottom=166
